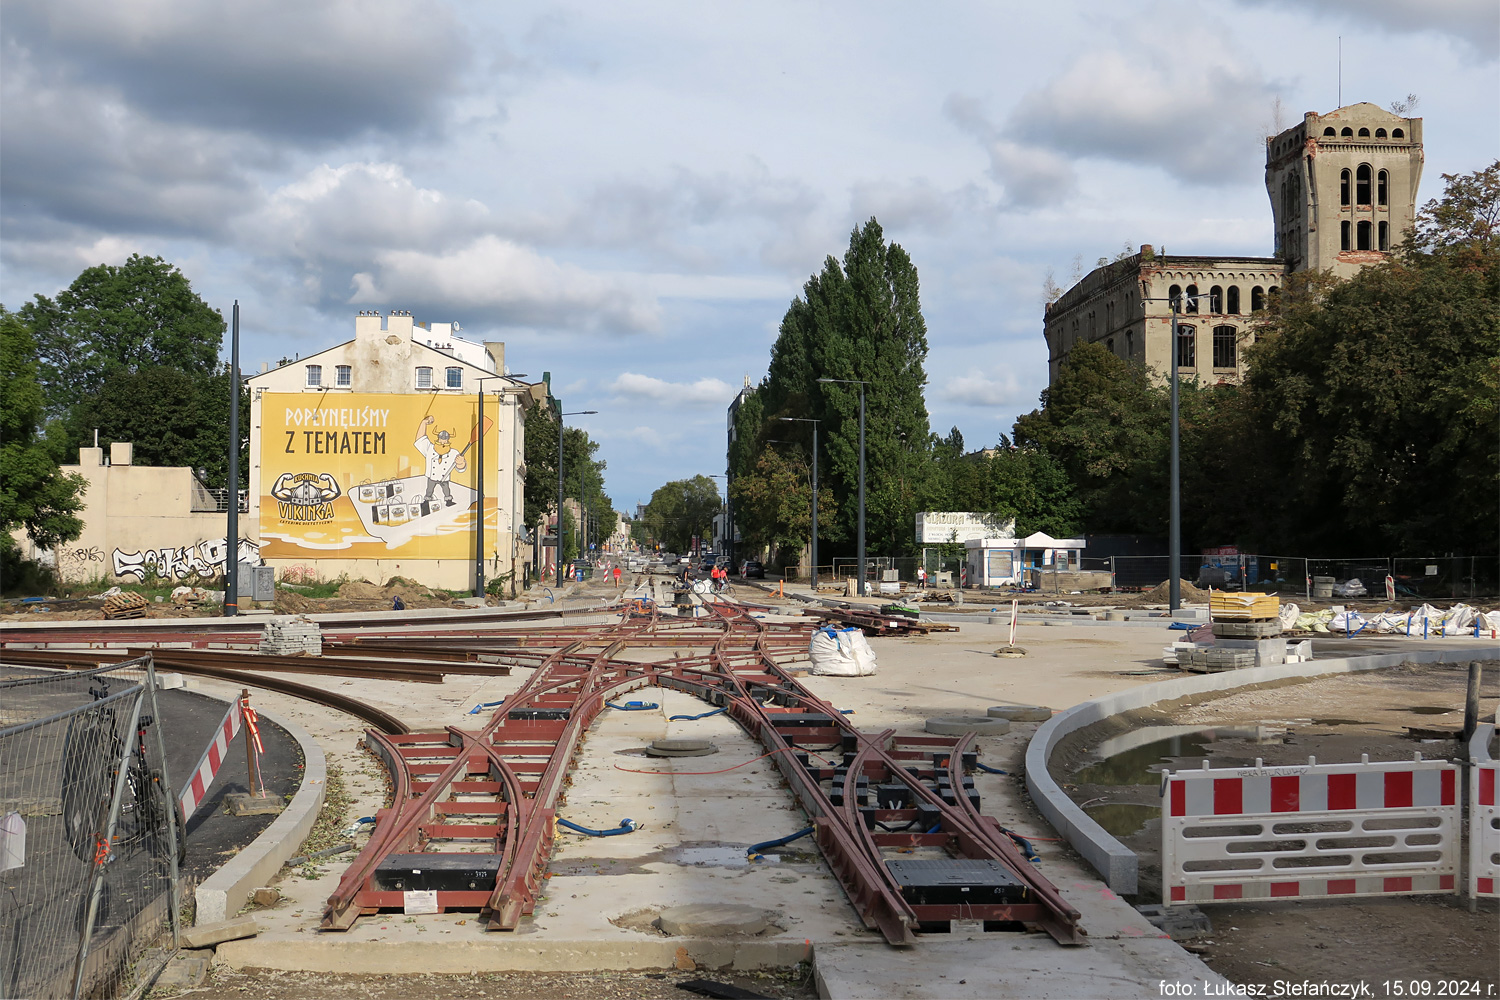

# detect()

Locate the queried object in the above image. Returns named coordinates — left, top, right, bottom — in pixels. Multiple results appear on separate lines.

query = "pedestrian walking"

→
left=917, top=565, right=927, bottom=589
left=613, top=565, right=623, bottom=588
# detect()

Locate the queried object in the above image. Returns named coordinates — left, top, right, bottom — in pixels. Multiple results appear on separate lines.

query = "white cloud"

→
left=1231, top=0, right=1499, bottom=59
left=609, top=372, right=734, bottom=405
left=943, top=368, right=1027, bottom=408
left=350, top=235, right=660, bottom=334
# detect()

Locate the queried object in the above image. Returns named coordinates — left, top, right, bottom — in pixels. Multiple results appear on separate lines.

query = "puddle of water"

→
left=1406, top=706, right=1454, bottom=715
left=1075, top=726, right=1278, bottom=786
left=1085, top=803, right=1161, bottom=838
left=665, top=846, right=759, bottom=868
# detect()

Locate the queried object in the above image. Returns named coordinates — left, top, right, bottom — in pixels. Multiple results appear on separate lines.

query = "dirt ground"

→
left=161, top=965, right=818, bottom=999
left=1053, top=660, right=1500, bottom=987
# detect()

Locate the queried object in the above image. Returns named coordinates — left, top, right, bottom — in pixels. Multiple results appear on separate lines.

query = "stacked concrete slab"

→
left=260, top=616, right=321, bottom=655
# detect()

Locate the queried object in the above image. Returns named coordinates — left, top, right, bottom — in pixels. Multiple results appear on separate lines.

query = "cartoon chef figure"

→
left=416, top=415, right=466, bottom=505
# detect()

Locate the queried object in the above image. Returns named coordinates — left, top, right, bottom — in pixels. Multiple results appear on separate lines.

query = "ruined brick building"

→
left=1043, top=103, right=1424, bottom=385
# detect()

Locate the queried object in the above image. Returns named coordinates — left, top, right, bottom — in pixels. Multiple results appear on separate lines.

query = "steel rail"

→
left=308, top=599, right=1081, bottom=944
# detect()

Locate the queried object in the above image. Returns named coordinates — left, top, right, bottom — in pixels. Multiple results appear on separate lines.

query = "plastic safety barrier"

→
left=178, top=696, right=245, bottom=818
left=1162, top=754, right=1459, bottom=905
left=1470, top=724, right=1499, bottom=898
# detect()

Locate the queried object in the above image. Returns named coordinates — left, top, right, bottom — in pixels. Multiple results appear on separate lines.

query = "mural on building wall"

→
left=111, top=538, right=262, bottom=581
left=258, top=392, right=494, bottom=559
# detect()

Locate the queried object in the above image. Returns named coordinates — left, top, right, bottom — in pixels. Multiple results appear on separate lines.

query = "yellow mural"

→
left=259, top=392, right=494, bottom=559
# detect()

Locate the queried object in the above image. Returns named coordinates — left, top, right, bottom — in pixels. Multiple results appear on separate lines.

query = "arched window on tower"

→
left=1357, top=220, right=1372, bottom=251
left=1185, top=284, right=1199, bottom=314
left=1340, top=169, right=1351, bottom=206
left=1356, top=164, right=1371, bottom=205
left=1358, top=127, right=1370, bottom=137
left=1341, top=127, right=1353, bottom=137
left=1341, top=220, right=1352, bottom=250
left=1392, top=128, right=1405, bottom=138
left=1377, top=169, right=1388, bottom=206
left=1209, top=285, right=1223, bottom=313
left=1378, top=222, right=1390, bottom=251
left=1323, top=127, right=1336, bottom=136
left=1250, top=286, right=1265, bottom=312
left=1227, top=286, right=1240, bottom=314
left=1375, top=128, right=1387, bottom=138
left=1168, top=284, right=1182, bottom=310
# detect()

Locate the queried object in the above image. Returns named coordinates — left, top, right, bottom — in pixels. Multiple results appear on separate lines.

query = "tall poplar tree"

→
left=761, top=218, right=933, bottom=556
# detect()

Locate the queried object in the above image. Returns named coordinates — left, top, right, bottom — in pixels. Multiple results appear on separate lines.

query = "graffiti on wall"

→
left=111, top=538, right=262, bottom=582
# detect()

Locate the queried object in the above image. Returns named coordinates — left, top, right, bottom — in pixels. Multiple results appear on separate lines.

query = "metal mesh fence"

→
left=0, top=659, right=180, bottom=1000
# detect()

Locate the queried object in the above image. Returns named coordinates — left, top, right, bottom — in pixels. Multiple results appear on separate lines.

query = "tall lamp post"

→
left=225, top=301, right=241, bottom=617
left=816, top=378, right=869, bottom=595
left=556, top=409, right=597, bottom=586
left=473, top=374, right=528, bottom=598
left=1140, top=289, right=1206, bottom=612
left=778, top=417, right=821, bottom=592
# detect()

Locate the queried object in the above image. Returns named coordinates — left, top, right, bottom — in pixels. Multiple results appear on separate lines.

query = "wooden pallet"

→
left=103, top=592, right=149, bottom=620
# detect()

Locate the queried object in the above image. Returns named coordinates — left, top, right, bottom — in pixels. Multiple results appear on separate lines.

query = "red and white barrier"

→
left=1163, top=755, right=1459, bottom=905
left=178, top=697, right=245, bottom=818
left=1471, top=758, right=1499, bottom=898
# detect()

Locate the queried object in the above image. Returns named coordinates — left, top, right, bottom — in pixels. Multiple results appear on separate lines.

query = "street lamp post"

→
left=556, top=409, right=598, bottom=587
left=1141, top=290, right=1206, bottom=612
left=778, top=417, right=821, bottom=592
left=817, top=378, right=868, bottom=595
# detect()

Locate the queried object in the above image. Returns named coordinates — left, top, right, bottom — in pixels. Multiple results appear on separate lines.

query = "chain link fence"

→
left=0, top=657, right=181, bottom=1000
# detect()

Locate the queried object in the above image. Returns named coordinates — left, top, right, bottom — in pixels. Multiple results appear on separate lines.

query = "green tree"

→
left=759, top=218, right=933, bottom=555
left=522, top=400, right=611, bottom=556
left=84, top=365, right=250, bottom=488
left=640, top=476, right=721, bottom=553
left=1012, top=342, right=1169, bottom=533
left=1241, top=166, right=1499, bottom=552
left=730, top=446, right=838, bottom=563
left=20, top=254, right=224, bottom=418
left=0, top=309, right=88, bottom=559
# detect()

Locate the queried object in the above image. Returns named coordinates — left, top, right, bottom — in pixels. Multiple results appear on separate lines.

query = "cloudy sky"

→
left=3, top=0, right=1496, bottom=508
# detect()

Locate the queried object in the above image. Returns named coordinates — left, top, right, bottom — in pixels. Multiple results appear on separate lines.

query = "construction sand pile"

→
left=1142, top=578, right=1210, bottom=603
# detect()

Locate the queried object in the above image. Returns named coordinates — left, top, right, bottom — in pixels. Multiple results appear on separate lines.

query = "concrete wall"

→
left=36, top=447, right=259, bottom=583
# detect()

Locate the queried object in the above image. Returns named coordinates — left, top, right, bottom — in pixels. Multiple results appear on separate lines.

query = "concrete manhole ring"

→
left=924, top=716, right=1011, bottom=736
left=643, top=738, right=720, bottom=757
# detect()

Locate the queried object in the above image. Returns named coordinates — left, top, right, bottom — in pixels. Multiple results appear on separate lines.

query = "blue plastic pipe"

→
left=557, top=818, right=638, bottom=837
left=746, top=826, right=813, bottom=858
left=668, top=707, right=726, bottom=722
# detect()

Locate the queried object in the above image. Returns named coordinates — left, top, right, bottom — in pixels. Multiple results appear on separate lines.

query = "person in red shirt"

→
left=612, top=565, right=622, bottom=588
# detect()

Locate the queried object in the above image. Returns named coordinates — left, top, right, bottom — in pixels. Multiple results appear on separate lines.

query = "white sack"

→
left=810, top=625, right=879, bottom=676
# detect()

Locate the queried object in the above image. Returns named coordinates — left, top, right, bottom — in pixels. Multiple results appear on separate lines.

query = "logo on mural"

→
left=271, top=472, right=342, bottom=522
left=111, top=538, right=262, bottom=582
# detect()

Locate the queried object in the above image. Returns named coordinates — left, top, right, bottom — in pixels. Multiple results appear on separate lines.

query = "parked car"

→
left=699, top=559, right=717, bottom=575
left=740, top=560, right=765, bottom=579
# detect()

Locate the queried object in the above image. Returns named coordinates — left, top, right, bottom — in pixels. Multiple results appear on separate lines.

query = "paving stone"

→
left=656, top=903, right=772, bottom=937
left=153, top=950, right=211, bottom=988
left=225, top=793, right=284, bottom=816
left=182, top=916, right=259, bottom=949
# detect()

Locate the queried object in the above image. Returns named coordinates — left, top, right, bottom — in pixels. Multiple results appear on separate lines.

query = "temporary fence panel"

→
left=1391, top=556, right=1489, bottom=602
left=1162, top=755, right=1459, bottom=906
left=1104, top=555, right=1205, bottom=591
left=0, top=661, right=181, bottom=1000
left=1471, top=727, right=1499, bottom=899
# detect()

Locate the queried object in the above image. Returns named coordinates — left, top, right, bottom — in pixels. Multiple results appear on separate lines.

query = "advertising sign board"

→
left=915, top=512, right=1016, bottom=545
left=259, top=392, right=491, bottom=559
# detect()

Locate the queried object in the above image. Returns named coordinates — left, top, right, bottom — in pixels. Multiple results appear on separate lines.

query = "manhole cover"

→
left=644, top=739, right=720, bottom=757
